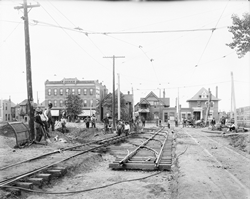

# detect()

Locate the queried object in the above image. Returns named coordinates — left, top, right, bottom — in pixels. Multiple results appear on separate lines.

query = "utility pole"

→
left=103, top=55, right=125, bottom=131
left=117, top=73, right=121, bottom=120
left=205, top=88, right=211, bottom=126
left=231, top=72, right=237, bottom=128
left=14, top=0, right=40, bottom=141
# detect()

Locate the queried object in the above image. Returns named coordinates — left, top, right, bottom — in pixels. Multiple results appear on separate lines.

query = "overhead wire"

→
left=39, top=4, right=110, bottom=72
left=195, top=0, right=229, bottom=68
left=0, top=21, right=22, bottom=48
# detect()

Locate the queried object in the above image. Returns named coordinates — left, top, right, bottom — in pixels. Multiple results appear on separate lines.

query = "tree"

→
left=227, top=13, right=250, bottom=58
left=65, top=94, right=83, bottom=121
left=97, top=92, right=130, bottom=120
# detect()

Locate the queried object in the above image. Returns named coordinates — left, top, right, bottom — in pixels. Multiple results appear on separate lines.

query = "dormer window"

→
left=201, top=91, right=207, bottom=99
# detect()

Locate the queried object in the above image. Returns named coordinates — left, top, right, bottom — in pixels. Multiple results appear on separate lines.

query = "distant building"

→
left=236, top=106, right=250, bottom=127
left=186, top=87, right=220, bottom=121
left=14, top=99, right=37, bottom=123
left=45, top=78, right=108, bottom=120
left=0, top=99, right=15, bottom=122
left=101, top=91, right=133, bottom=121
left=134, top=91, right=170, bottom=122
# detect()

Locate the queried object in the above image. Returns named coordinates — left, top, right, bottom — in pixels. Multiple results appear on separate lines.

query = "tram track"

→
left=0, top=133, right=131, bottom=190
left=109, top=127, right=173, bottom=171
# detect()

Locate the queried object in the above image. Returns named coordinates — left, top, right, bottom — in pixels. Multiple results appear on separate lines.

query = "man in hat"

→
left=46, top=103, right=54, bottom=132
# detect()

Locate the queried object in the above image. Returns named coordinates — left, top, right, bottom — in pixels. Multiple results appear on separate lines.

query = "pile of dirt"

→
left=229, top=134, right=250, bottom=154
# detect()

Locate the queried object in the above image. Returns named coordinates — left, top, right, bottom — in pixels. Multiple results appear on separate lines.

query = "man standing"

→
left=91, top=114, right=96, bottom=128
left=46, top=103, right=54, bottom=132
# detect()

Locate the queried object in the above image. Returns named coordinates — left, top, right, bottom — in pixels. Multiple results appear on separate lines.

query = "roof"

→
left=2, top=100, right=16, bottom=107
left=187, top=87, right=220, bottom=102
left=139, top=91, right=170, bottom=106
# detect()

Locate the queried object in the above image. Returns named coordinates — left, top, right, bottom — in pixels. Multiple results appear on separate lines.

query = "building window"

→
left=90, top=89, right=93, bottom=95
left=72, top=89, right=75, bottom=95
left=5, top=104, right=7, bottom=110
left=201, top=91, right=207, bottom=99
left=90, top=99, right=93, bottom=107
left=54, top=100, right=57, bottom=107
left=197, top=101, right=201, bottom=107
left=83, top=100, right=87, bottom=107
left=77, top=88, right=81, bottom=95
left=48, top=101, right=52, bottom=106
left=60, top=100, right=63, bottom=107
left=60, top=89, right=63, bottom=95
left=48, top=89, right=51, bottom=96
left=66, top=88, right=69, bottom=96
left=54, top=89, right=57, bottom=96
left=84, top=89, right=87, bottom=95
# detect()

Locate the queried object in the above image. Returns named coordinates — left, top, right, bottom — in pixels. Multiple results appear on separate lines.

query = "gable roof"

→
left=187, top=87, right=220, bottom=102
left=139, top=98, right=150, bottom=105
left=144, top=91, right=159, bottom=100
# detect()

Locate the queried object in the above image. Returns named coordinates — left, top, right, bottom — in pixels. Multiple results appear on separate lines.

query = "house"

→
left=14, top=99, right=37, bottom=123
left=0, top=99, right=16, bottom=122
left=100, top=91, right=133, bottom=121
left=134, top=91, right=170, bottom=122
left=186, top=87, right=220, bottom=121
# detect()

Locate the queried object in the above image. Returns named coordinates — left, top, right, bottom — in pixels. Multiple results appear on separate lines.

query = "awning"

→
left=51, top=110, right=59, bottom=116
left=78, top=110, right=96, bottom=117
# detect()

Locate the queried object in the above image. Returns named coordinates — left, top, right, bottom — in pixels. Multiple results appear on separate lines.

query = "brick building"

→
left=45, top=78, right=108, bottom=120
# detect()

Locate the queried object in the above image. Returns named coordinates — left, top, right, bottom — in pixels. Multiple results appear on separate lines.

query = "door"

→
left=193, top=111, right=201, bottom=120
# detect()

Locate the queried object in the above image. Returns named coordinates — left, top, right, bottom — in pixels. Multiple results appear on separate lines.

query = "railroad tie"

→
left=46, top=169, right=63, bottom=177
left=26, top=178, right=44, bottom=188
left=14, top=182, right=33, bottom=189
left=36, top=173, right=51, bottom=183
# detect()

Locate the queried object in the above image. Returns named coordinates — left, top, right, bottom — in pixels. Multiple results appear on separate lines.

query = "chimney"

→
left=128, top=91, right=130, bottom=95
left=216, top=86, right=218, bottom=98
left=163, top=89, right=165, bottom=98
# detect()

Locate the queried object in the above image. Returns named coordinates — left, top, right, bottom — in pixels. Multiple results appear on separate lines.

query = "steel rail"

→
left=119, top=127, right=165, bottom=165
left=0, top=134, right=130, bottom=187
left=154, top=132, right=169, bottom=167
left=0, top=135, right=118, bottom=171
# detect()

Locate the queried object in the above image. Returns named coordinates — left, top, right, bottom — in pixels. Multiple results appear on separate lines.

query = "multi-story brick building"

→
left=45, top=78, right=108, bottom=120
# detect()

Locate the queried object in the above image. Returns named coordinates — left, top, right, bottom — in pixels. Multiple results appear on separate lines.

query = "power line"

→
left=195, top=1, right=229, bottom=67
left=40, top=5, right=109, bottom=73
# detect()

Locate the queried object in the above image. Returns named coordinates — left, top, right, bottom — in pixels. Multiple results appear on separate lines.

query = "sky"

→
left=0, top=0, right=249, bottom=112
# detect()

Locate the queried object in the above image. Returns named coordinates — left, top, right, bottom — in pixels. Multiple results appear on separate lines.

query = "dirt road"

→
left=175, top=127, right=250, bottom=199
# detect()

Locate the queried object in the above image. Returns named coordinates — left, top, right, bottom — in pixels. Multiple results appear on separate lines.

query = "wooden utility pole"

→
left=231, top=72, right=237, bottom=128
left=117, top=73, right=120, bottom=120
left=14, top=0, right=40, bottom=141
left=205, top=88, right=212, bottom=126
left=103, top=55, right=125, bottom=131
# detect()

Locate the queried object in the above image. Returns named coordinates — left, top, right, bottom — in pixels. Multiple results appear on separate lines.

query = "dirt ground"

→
left=1, top=123, right=250, bottom=199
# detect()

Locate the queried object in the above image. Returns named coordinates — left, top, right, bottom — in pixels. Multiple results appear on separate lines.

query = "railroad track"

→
left=109, top=127, right=173, bottom=171
left=0, top=133, right=132, bottom=194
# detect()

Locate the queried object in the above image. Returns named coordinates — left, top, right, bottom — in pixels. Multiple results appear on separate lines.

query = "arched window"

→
left=77, top=88, right=81, bottom=95
left=72, top=89, right=75, bottom=95
left=54, top=89, right=57, bottom=96
left=60, top=89, right=63, bottom=95
left=83, top=100, right=87, bottom=107
left=54, top=100, right=57, bottom=107
left=84, top=89, right=87, bottom=95
left=48, top=89, right=51, bottom=96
